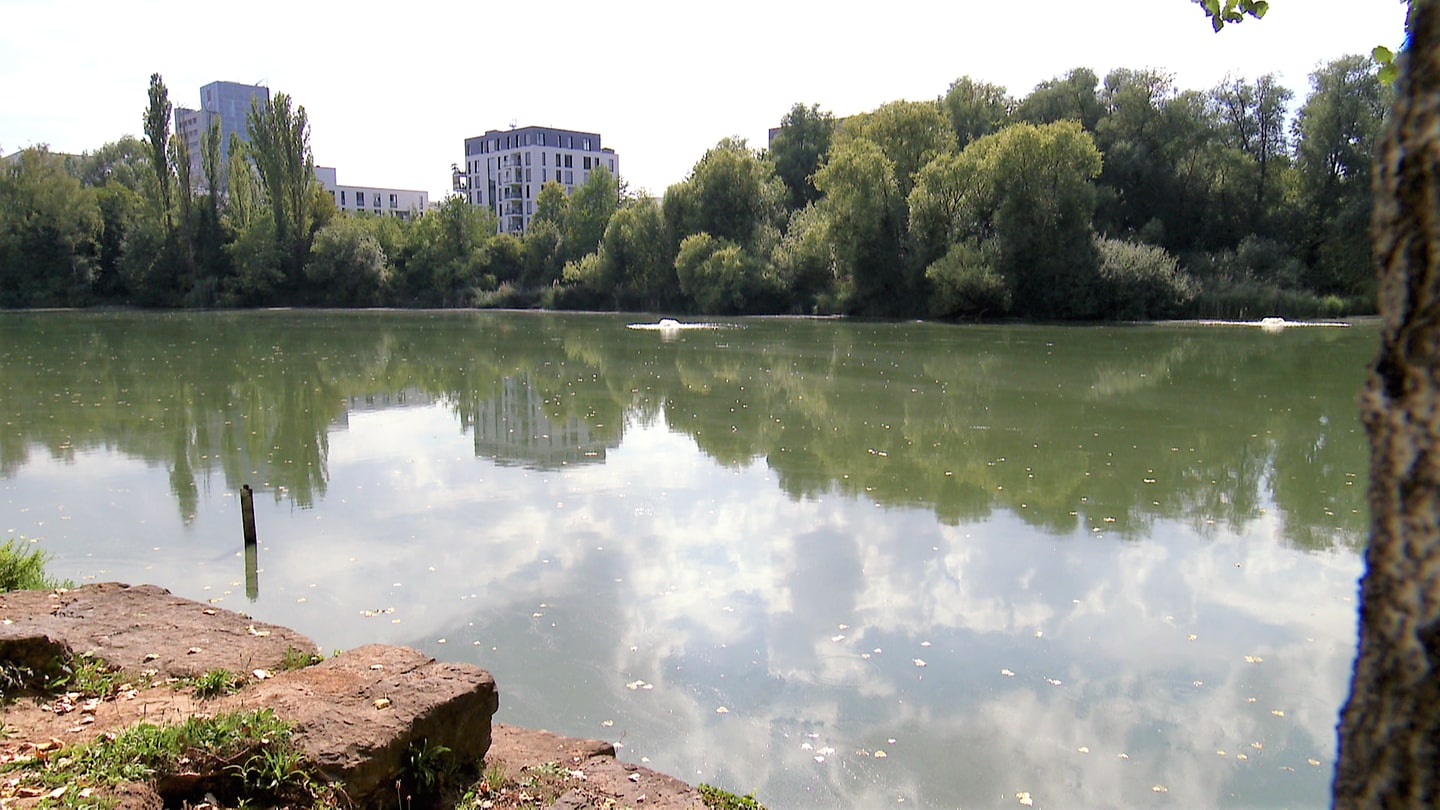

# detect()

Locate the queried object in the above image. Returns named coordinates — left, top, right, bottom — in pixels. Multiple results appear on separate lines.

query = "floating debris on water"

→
left=626, top=319, right=733, bottom=331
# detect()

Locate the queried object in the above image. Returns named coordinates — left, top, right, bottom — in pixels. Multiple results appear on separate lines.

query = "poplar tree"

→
left=142, top=73, right=173, bottom=232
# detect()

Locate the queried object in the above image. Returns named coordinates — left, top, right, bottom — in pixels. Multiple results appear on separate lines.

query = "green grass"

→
left=699, top=783, right=768, bottom=810
left=278, top=646, right=325, bottom=671
left=190, top=667, right=245, bottom=699
left=0, top=539, right=69, bottom=592
left=0, top=709, right=319, bottom=806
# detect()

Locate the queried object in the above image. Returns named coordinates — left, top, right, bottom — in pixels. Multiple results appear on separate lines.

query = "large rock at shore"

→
left=0, top=584, right=499, bottom=806
left=224, top=644, right=499, bottom=800
left=0, top=582, right=317, bottom=678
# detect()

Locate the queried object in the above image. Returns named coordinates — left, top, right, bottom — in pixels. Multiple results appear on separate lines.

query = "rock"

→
left=219, top=644, right=499, bottom=800
left=488, top=724, right=701, bottom=809
left=0, top=583, right=318, bottom=678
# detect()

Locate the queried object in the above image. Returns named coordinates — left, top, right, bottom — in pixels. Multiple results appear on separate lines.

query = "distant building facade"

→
left=458, top=125, right=619, bottom=234
left=315, top=167, right=428, bottom=219
left=174, top=81, right=270, bottom=184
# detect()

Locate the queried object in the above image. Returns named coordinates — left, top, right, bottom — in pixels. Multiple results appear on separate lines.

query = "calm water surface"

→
left=0, top=311, right=1371, bottom=808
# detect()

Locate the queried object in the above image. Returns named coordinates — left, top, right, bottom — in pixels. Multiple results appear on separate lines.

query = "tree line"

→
left=0, top=57, right=1390, bottom=319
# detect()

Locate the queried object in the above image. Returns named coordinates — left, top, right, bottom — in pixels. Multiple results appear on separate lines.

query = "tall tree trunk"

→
left=1334, top=2, right=1440, bottom=806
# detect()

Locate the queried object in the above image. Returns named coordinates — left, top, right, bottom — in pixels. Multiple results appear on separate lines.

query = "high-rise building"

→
left=174, top=81, right=270, bottom=185
left=458, top=126, right=619, bottom=234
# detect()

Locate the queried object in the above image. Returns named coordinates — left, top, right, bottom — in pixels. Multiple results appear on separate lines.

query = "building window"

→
left=565, top=135, right=573, bottom=148
left=542, top=169, right=547, bottom=182
left=526, top=184, right=531, bottom=198
left=564, top=170, right=573, bottom=185
left=525, top=168, right=532, bottom=182
left=356, top=191, right=365, bottom=206
left=583, top=137, right=591, bottom=150
left=608, top=159, right=615, bottom=171
left=525, top=151, right=531, bottom=166
left=340, top=190, right=347, bottom=205
left=583, top=156, right=591, bottom=170
left=389, top=194, right=398, bottom=208
left=539, top=132, right=546, bottom=146
left=563, top=154, right=573, bottom=168
left=541, top=152, right=547, bottom=166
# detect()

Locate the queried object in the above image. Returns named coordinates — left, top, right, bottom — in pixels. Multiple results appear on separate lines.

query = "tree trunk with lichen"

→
left=1334, top=2, right=1440, bottom=806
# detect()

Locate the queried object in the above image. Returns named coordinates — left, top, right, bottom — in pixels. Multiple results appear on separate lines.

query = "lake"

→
left=0, top=310, right=1372, bottom=808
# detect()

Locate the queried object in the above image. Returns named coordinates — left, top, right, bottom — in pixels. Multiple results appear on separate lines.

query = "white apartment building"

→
left=459, top=126, right=619, bottom=234
left=315, top=167, right=428, bottom=219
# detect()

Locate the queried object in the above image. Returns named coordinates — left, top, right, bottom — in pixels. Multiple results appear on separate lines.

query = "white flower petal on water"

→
left=1000, top=669, right=1015, bottom=677
left=715, top=706, right=729, bottom=714
left=1152, top=784, right=1168, bottom=793
left=1016, top=791, right=1034, bottom=806
left=874, top=750, right=888, bottom=758
left=912, top=659, right=927, bottom=667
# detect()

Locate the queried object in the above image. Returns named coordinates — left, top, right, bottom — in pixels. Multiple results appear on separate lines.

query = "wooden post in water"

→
left=241, top=484, right=259, bottom=600
left=240, top=484, right=258, bottom=546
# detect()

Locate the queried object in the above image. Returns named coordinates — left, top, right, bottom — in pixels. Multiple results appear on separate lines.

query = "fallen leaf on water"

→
left=1117, top=753, right=1129, bottom=760
left=1000, top=669, right=1015, bottom=677
left=912, top=659, right=927, bottom=668
left=1308, top=758, right=1321, bottom=767
left=1217, top=750, right=1227, bottom=756
left=813, top=755, right=826, bottom=763
left=715, top=706, right=729, bottom=714
left=1077, top=746, right=1089, bottom=754
left=1271, top=710, right=1286, bottom=717
left=1245, top=655, right=1264, bottom=664
left=602, top=720, right=614, bottom=728
left=1016, top=791, right=1034, bottom=807
left=1152, top=784, right=1168, bottom=793
left=1237, top=753, right=1250, bottom=760
left=874, top=750, right=888, bottom=758
left=1251, top=742, right=1264, bottom=750
left=1187, top=634, right=1198, bottom=641
left=1045, top=677, right=1063, bottom=686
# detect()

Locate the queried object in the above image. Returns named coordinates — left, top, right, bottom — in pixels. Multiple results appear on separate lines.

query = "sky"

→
left=0, top=0, right=1407, bottom=200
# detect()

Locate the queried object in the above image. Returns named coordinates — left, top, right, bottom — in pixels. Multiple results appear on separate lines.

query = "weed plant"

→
left=0, top=539, right=68, bottom=592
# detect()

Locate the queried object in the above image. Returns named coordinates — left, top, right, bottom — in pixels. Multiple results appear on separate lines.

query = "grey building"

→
left=174, top=81, right=270, bottom=186
left=458, top=125, right=619, bottom=234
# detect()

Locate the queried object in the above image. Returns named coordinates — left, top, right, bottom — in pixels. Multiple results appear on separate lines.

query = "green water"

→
left=0, top=310, right=1372, bottom=807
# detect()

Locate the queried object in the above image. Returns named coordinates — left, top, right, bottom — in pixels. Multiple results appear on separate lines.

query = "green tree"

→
left=247, top=91, right=320, bottom=287
left=674, top=232, right=775, bottom=314
left=811, top=137, right=907, bottom=312
left=563, top=165, right=619, bottom=264
left=768, top=103, right=836, bottom=210
left=1014, top=67, right=1104, bottom=131
left=1208, top=73, right=1292, bottom=209
left=77, top=136, right=149, bottom=192
left=835, top=100, right=957, bottom=197
left=305, top=217, right=389, bottom=305
left=982, top=121, right=1104, bottom=318
left=1292, top=54, right=1392, bottom=296
left=404, top=195, right=495, bottom=305
left=0, top=147, right=101, bottom=306
left=596, top=198, right=675, bottom=308
left=664, top=138, right=786, bottom=252
left=143, top=73, right=174, bottom=233
left=941, top=77, right=1013, bottom=147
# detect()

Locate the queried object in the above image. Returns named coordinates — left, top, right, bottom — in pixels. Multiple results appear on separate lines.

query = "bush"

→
left=1094, top=237, right=1197, bottom=320
left=925, top=239, right=1010, bottom=318
left=0, top=539, right=65, bottom=592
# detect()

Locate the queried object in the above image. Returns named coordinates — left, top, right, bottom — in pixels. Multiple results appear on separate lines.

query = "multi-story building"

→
left=174, top=81, right=270, bottom=184
left=458, top=125, right=619, bottom=234
left=315, top=167, right=428, bottom=219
